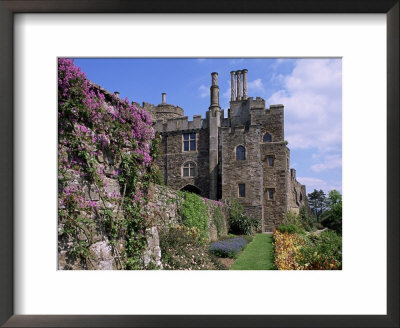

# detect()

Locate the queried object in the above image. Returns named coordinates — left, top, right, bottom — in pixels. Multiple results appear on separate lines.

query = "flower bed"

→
left=273, top=230, right=342, bottom=270
left=209, top=238, right=248, bottom=258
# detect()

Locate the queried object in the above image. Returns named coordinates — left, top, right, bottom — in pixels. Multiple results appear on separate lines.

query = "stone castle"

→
left=137, top=69, right=308, bottom=232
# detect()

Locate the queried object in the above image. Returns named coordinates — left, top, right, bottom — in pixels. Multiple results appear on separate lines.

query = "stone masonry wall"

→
left=261, top=141, right=288, bottom=231
left=156, top=128, right=210, bottom=198
left=144, top=184, right=228, bottom=242
left=59, top=179, right=228, bottom=270
left=287, top=170, right=309, bottom=214
left=221, top=125, right=263, bottom=221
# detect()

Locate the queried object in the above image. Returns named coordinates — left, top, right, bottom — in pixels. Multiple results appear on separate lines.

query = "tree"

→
left=321, top=190, right=342, bottom=234
left=326, top=189, right=342, bottom=208
left=307, top=189, right=327, bottom=221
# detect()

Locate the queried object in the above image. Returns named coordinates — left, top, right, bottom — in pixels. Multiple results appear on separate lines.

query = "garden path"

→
left=230, top=234, right=274, bottom=270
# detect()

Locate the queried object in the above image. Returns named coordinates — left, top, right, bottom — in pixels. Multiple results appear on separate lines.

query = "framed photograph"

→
left=0, top=1, right=398, bottom=327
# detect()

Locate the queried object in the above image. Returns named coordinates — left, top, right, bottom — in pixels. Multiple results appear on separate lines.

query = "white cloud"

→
left=247, top=78, right=265, bottom=94
left=268, top=59, right=342, bottom=153
left=268, top=59, right=342, bottom=193
left=311, top=153, right=342, bottom=172
left=198, top=84, right=208, bottom=98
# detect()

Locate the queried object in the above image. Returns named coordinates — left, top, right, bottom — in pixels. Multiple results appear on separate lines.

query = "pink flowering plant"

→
left=58, top=58, right=161, bottom=269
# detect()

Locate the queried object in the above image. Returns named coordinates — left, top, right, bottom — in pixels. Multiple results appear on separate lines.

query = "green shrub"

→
left=299, top=206, right=316, bottom=231
left=276, top=223, right=302, bottom=234
left=229, top=197, right=243, bottom=222
left=179, top=191, right=209, bottom=241
left=228, top=198, right=258, bottom=235
left=282, top=208, right=315, bottom=232
left=297, top=230, right=342, bottom=270
left=212, top=205, right=225, bottom=237
left=321, top=201, right=342, bottom=234
left=250, top=216, right=262, bottom=233
left=230, top=214, right=257, bottom=235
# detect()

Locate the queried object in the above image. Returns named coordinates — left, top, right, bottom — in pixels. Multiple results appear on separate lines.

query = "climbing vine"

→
left=58, top=58, right=160, bottom=269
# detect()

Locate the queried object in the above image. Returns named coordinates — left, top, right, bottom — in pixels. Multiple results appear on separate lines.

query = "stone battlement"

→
left=248, top=96, right=266, bottom=109
left=154, top=114, right=205, bottom=133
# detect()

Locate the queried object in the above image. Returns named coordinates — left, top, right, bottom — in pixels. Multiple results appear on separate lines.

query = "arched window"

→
left=263, top=133, right=272, bottom=142
left=236, top=145, right=246, bottom=160
left=182, top=161, right=196, bottom=177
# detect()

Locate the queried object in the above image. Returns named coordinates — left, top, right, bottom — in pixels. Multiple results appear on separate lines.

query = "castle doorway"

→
left=180, top=184, right=201, bottom=195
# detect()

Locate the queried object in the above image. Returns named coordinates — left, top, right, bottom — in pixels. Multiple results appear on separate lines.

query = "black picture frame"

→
left=0, top=1, right=398, bottom=327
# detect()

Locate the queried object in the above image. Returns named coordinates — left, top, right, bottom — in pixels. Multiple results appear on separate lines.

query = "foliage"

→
left=297, top=230, right=342, bottom=270
left=276, top=224, right=301, bottom=234
left=228, top=198, right=259, bottom=235
left=281, top=207, right=317, bottom=233
left=179, top=191, right=209, bottom=241
left=281, top=211, right=306, bottom=233
left=273, top=230, right=342, bottom=270
left=307, top=189, right=327, bottom=221
left=209, top=238, right=248, bottom=258
left=159, top=225, right=218, bottom=270
left=230, top=215, right=259, bottom=235
left=212, top=204, right=225, bottom=237
left=320, top=190, right=342, bottom=234
left=273, top=230, right=307, bottom=270
left=299, top=206, right=317, bottom=232
left=229, top=197, right=244, bottom=222
left=230, top=234, right=275, bottom=270
left=58, top=58, right=159, bottom=269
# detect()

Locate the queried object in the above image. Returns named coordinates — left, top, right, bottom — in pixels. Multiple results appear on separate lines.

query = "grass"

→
left=230, top=233, right=275, bottom=270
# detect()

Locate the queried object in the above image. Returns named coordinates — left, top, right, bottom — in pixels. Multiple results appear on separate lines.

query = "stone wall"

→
left=260, top=141, right=289, bottom=231
left=156, top=128, right=210, bottom=198
left=220, top=125, right=263, bottom=220
left=287, top=169, right=309, bottom=214
left=144, top=184, right=228, bottom=241
left=59, top=180, right=228, bottom=270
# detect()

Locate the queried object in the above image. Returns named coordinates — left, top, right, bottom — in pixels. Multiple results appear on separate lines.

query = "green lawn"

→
left=230, top=233, right=275, bottom=270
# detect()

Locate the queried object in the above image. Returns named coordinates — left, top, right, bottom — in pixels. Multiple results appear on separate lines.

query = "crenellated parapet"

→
left=154, top=114, right=206, bottom=133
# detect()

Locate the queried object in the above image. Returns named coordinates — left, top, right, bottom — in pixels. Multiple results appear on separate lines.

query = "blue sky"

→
left=73, top=58, right=342, bottom=195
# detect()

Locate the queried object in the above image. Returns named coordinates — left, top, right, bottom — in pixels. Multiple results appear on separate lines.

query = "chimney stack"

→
left=242, top=69, right=248, bottom=100
left=210, top=72, right=220, bottom=108
left=162, top=92, right=166, bottom=104
left=236, top=70, right=242, bottom=100
left=229, top=69, right=248, bottom=101
left=230, top=71, right=236, bottom=101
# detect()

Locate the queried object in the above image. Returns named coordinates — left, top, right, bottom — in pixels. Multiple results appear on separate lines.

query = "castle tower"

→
left=208, top=72, right=221, bottom=200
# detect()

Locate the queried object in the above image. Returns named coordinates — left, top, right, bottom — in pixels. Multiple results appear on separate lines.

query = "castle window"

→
left=183, top=132, right=196, bottom=151
left=182, top=161, right=196, bottom=177
left=300, top=193, right=303, bottom=201
left=263, top=133, right=272, bottom=142
left=238, top=184, right=246, bottom=197
left=267, top=156, right=274, bottom=167
left=236, top=145, right=246, bottom=160
left=267, top=188, right=275, bottom=200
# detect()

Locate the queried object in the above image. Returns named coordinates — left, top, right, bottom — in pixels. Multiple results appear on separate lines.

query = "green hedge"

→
left=179, top=191, right=209, bottom=241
